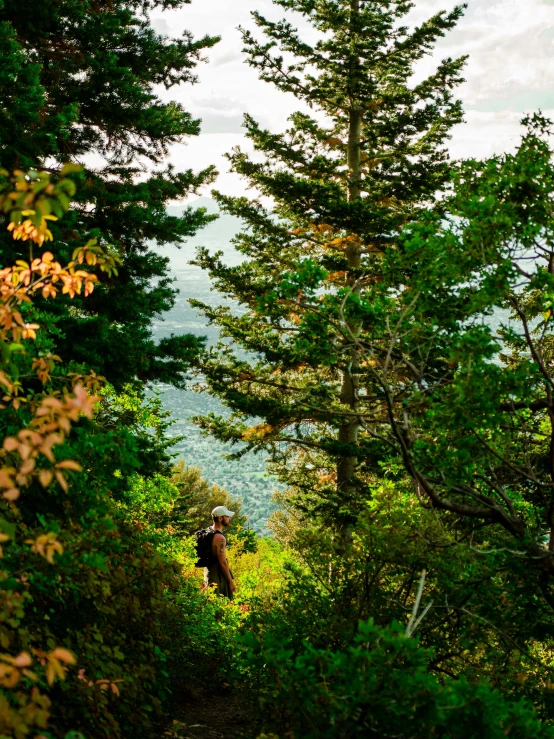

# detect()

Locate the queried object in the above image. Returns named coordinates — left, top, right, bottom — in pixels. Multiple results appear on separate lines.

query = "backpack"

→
left=194, top=527, right=220, bottom=568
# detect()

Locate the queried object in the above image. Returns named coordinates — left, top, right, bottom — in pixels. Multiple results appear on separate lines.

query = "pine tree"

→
left=193, top=0, right=467, bottom=521
left=0, top=0, right=219, bottom=387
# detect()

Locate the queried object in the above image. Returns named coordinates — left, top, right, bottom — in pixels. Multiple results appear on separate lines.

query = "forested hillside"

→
left=2, top=1, right=554, bottom=738
left=151, top=198, right=278, bottom=534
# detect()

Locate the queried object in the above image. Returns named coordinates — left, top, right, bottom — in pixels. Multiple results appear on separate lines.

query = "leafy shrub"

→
left=229, top=538, right=291, bottom=611
left=243, top=616, right=554, bottom=738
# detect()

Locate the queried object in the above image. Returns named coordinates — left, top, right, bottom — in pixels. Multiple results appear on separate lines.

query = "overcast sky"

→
left=151, top=0, right=554, bottom=201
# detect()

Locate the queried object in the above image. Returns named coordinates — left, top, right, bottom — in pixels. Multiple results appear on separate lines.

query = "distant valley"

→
left=150, top=198, right=277, bottom=533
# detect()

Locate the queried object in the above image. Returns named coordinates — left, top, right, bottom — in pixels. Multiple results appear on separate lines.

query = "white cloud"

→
left=449, top=110, right=526, bottom=160
left=445, top=0, right=554, bottom=109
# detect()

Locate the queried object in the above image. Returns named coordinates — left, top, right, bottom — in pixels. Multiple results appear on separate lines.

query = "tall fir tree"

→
left=0, top=0, right=219, bottom=387
left=193, top=0, right=466, bottom=522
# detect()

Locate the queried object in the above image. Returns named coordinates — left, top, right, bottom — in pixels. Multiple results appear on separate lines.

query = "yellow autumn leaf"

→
left=323, top=137, right=345, bottom=148
left=39, top=469, right=53, bottom=487
left=55, top=460, right=82, bottom=471
left=11, top=652, right=32, bottom=668
left=55, top=470, right=68, bottom=492
left=241, top=423, right=274, bottom=441
left=0, top=469, right=14, bottom=488
left=50, top=648, right=76, bottom=665
left=318, top=474, right=335, bottom=483
left=46, top=656, right=66, bottom=685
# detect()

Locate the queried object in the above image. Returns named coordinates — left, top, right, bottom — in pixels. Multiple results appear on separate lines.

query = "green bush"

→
left=243, top=617, right=554, bottom=738
left=3, top=408, right=245, bottom=738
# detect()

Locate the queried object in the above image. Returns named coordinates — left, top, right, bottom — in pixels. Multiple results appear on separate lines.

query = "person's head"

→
left=211, top=505, right=235, bottom=528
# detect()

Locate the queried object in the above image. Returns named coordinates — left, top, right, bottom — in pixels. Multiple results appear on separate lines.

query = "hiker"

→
left=201, top=506, right=236, bottom=599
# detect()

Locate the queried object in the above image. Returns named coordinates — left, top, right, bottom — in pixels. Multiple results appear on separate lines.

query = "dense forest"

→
left=2, top=0, right=554, bottom=737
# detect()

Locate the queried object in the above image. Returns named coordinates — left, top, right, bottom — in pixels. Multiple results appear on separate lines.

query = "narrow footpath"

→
left=162, top=683, right=255, bottom=738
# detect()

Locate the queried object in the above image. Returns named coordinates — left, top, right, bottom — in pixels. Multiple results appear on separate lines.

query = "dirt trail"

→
left=162, top=683, right=256, bottom=739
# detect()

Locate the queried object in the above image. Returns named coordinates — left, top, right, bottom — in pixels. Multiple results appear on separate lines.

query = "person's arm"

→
left=214, top=533, right=236, bottom=593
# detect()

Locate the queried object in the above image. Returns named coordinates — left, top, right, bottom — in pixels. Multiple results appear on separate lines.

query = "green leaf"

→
left=0, top=518, right=16, bottom=540
left=60, top=163, right=83, bottom=177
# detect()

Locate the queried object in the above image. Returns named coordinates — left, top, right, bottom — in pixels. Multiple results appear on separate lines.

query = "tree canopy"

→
left=193, top=0, right=467, bottom=522
left=0, top=0, right=218, bottom=387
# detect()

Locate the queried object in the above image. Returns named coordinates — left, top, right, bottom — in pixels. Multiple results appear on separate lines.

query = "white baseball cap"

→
left=211, top=505, right=235, bottom=518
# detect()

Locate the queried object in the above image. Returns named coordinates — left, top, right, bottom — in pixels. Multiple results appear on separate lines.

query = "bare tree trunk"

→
left=337, top=0, right=362, bottom=501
